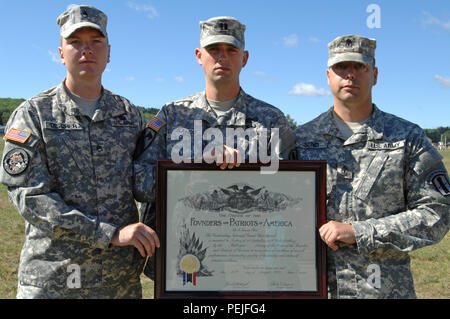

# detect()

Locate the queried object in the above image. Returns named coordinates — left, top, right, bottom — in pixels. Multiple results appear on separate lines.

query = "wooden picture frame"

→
left=155, top=160, right=327, bottom=299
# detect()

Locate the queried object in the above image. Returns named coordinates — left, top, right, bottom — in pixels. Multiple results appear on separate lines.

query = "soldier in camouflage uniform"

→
left=0, top=5, right=159, bottom=298
left=134, top=16, right=296, bottom=278
left=295, top=35, right=449, bottom=298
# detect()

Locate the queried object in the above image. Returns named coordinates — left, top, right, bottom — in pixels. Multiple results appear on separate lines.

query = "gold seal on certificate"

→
left=180, top=255, right=200, bottom=286
left=180, top=254, right=200, bottom=273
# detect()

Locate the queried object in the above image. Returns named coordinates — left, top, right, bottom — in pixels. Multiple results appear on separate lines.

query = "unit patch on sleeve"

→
left=3, top=148, right=30, bottom=176
left=427, top=170, right=450, bottom=196
left=146, top=116, right=166, bottom=132
left=4, top=128, right=31, bottom=144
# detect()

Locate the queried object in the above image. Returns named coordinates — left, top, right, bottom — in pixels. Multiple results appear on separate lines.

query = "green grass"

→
left=410, top=234, right=449, bottom=298
left=440, top=150, right=450, bottom=172
left=0, top=184, right=23, bottom=298
left=0, top=142, right=448, bottom=298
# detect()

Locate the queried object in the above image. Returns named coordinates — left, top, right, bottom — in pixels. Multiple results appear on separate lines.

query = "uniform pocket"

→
left=354, top=152, right=389, bottom=201
left=44, top=130, right=92, bottom=178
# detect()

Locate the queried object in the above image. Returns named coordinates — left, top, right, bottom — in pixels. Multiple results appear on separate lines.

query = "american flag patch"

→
left=146, top=117, right=166, bottom=132
left=4, top=128, right=31, bottom=144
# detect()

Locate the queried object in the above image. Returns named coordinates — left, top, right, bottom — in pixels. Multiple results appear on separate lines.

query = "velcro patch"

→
left=4, top=128, right=31, bottom=143
left=3, top=148, right=29, bottom=176
left=299, top=141, right=328, bottom=149
left=427, top=170, right=450, bottom=196
left=146, top=116, right=166, bottom=132
left=112, top=116, right=137, bottom=127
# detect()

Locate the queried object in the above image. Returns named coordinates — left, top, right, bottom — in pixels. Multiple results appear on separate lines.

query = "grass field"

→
left=0, top=143, right=448, bottom=299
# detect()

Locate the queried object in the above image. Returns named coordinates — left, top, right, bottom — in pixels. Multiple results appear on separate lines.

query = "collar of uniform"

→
left=321, top=107, right=346, bottom=140
left=345, top=104, right=384, bottom=144
left=322, top=105, right=385, bottom=144
left=55, top=82, right=83, bottom=117
left=199, top=89, right=248, bottom=127
left=364, top=104, right=385, bottom=141
left=93, top=89, right=127, bottom=121
left=193, top=92, right=220, bottom=127
left=55, top=82, right=126, bottom=120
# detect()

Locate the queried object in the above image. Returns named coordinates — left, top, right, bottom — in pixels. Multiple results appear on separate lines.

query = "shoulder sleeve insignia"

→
left=3, top=148, right=30, bottom=176
left=427, top=170, right=450, bottom=196
left=146, top=116, right=166, bottom=132
left=4, top=128, right=31, bottom=144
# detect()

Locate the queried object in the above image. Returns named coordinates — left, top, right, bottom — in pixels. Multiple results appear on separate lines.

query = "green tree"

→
left=285, top=114, right=298, bottom=131
left=136, top=106, right=160, bottom=122
left=424, top=127, right=450, bottom=143
left=0, top=98, right=25, bottom=125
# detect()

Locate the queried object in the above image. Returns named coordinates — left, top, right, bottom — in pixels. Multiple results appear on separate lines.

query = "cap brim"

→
left=328, top=53, right=373, bottom=67
left=61, top=22, right=107, bottom=38
left=200, top=35, right=244, bottom=49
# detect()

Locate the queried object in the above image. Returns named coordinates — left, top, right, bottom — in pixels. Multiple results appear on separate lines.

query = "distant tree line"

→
left=0, top=98, right=159, bottom=125
left=136, top=106, right=159, bottom=121
left=0, top=98, right=25, bottom=125
left=424, top=127, right=450, bottom=144
left=0, top=98, right=447, bottom=141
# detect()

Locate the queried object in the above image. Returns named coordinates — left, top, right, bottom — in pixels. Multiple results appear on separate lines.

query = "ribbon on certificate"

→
left=180, top=254, right=200, bottom=286
left=183, top=272, right=197, bottom=286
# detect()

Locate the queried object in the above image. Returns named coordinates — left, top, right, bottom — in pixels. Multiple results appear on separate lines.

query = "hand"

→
left=206, top=144, right=242, bottom=170
left=319, top=221, right=356, bottom=251
left=111, top=222, right=160, bottom=257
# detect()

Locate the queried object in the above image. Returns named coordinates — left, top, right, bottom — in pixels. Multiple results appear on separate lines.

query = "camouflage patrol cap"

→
left=57, top=5, right=108, bottom=39
left=328, top=35, right=376, bottom=67
left=200, top=16, right=246, bottom=49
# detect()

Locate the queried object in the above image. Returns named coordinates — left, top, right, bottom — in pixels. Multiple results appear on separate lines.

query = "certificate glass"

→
left=155, top=161, right=326, bottom=299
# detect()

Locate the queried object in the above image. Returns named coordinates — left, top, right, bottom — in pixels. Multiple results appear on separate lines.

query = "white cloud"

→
left=308, top=37, right=321, bottom=43
left=125, top=76, right=135, bottom=81
left=127, top=2, right=159, bottom=19
left=48, top=50, right=61, bottom=64
left=155, top=77, right=164, bottom=83
left=283, top=34, right=299, bottom=47
left=252, top=70, right=278, bottom=82
left=434, top=75, right=450, bottom=88
left=288, top=83, right=331, bottom=97
left=422, top=12, right=450, bottom=32
left=175, top=76, right=186, bottom=83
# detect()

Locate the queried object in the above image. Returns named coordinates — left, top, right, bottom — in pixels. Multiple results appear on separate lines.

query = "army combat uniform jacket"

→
left=295, top=105, right=449, bottom=298
left=134, top=89, right=297, bottom=204
left=0, top=83, right=147, bottom=298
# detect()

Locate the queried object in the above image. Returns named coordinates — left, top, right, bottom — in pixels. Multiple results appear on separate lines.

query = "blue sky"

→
left=1, top=0, right=449, bottom=129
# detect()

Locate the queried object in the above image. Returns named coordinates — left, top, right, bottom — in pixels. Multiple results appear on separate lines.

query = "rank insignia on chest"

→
left=3, top=148, right=29, bottom=176
left=146, top=116, right=166, bottom=132
left=4, top=128, right=31, bottom=144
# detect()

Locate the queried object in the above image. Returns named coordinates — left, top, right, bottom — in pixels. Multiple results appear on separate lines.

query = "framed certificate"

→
left=155, top=160, right=327, bottom=299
